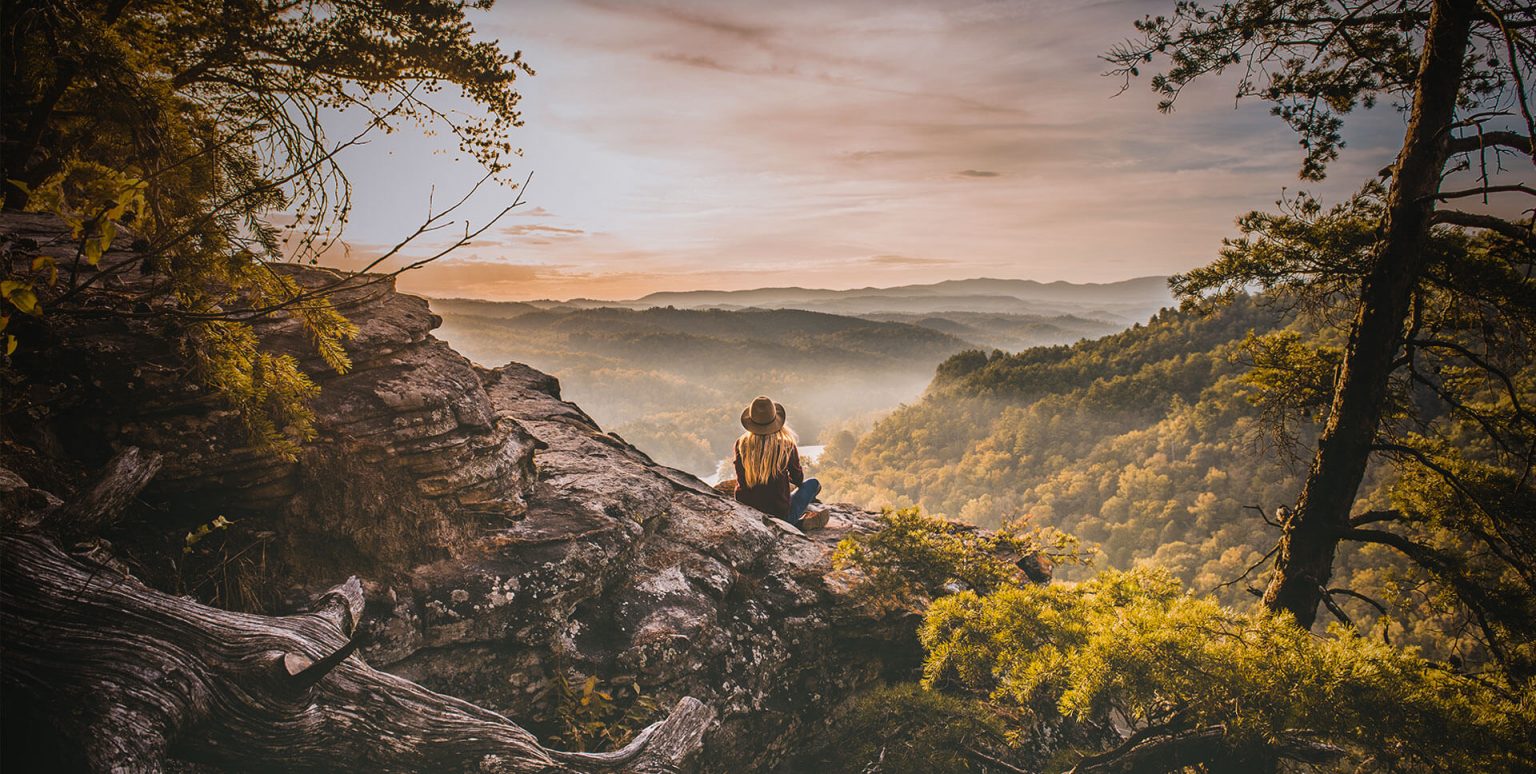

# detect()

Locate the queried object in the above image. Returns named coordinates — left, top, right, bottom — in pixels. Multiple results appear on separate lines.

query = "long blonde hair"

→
left=735, top=427, right=798, bottom=487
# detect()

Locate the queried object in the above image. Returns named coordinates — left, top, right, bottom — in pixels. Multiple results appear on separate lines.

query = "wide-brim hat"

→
left=740, top=395, right=786, bottom=435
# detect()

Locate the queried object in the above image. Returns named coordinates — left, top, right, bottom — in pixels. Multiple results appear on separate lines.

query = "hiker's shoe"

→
left=800, top=508, right=830, bottom=530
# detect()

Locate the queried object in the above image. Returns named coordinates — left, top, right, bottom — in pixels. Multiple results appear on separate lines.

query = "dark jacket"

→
left=733, top=446, right=803, bottom=518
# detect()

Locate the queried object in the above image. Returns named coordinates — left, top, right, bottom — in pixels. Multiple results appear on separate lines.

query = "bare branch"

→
left=960, top=746, right=1032, bottom=774
left=1327, top=586, right=1391, bottom=618
left=1446, top=129, right=1536, bottom=157
left=1319, top=584, right=1355, bottom=628
left=1350, top=509, right=1406, bottom=527
left=1430, top=209, right=1536, bottom=245
left=1339, top=526, right=1434, bottom=558
left=1432, top=183, right=1536, bottom=201
left=1243, top=503, right=1286, bottom=529
left=1211, top=540, right=1282, bottom=595
left=1067, top=725, right=1345, bottom=774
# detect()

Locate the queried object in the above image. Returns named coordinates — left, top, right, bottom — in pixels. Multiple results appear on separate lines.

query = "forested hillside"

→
left=855, top=311, right=1118, bottom=352
left=820, top=296, right=1399, bottom=605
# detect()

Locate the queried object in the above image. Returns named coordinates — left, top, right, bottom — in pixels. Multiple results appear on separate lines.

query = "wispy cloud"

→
left=651, top=51, right=801, bottom=78
left=324, top=0, right=1429, bottom=301
left=497, top=224, right=587, bottom=238
left=580, top=0, right=777, bottom=43
left=866, top=254, right=954, bottom=266
left=507, top=206, right=557, bottom=218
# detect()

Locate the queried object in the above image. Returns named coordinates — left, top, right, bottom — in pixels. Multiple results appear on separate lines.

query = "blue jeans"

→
left=786, top=478, right=821, bottom=528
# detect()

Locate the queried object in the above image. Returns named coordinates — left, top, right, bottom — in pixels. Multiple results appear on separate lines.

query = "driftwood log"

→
left=0, top=532, right=714, bottom=772
left=46, top=446, right=164, bottom=537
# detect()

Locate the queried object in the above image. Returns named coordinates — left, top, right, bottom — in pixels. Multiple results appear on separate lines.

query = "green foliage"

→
left=824, top=244, right=1534, bottom=661
left=919, top=568, right=1534, bottom=771
left=25, top=161, right=149, bottom=267
left=806, top=684, right=1010, bottom=774
left=1172, top=186, right=1385, bottom=308
left=0, top=164, right=148, bottom=356
left=819, top=284, right=1522, bottom=672
left=1116, top=0, right=1535, bottom=657
left=187, top=321, right=323, bottom=461
left=1167, top=178, right=1536, bottom=671
left=935, top=348, right=991, bottom=383
left=1235, top=329, right=1342, bottom=456
left=1, top=0, right=529, bottom=455
left=834, top=512, right=1535, bottom=770
left=1371, top=434, right=1536, bottom=682
left=551, top=673, right=660, bottom=753
left=832, top=506, right=1082, bottom=610
left=923, top=295, right=1277, bottom=404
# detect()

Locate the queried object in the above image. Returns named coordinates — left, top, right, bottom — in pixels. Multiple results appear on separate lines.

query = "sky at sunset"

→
left=318, top=0, right=1435, bottom=301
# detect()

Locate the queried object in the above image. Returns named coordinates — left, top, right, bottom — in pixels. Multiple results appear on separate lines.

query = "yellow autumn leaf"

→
left=84, top=235, right=106, bottom=266
left=31, top=255, right=58, bottom=285
left=6, top=286, right=38, bottom=315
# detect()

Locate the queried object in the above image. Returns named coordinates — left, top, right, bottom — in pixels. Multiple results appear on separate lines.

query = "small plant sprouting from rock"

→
left=551, top=672, right=660, bottom=753
left=183, top=515, right=235, bottom=554
left=176, top=516, right=280, bottom=613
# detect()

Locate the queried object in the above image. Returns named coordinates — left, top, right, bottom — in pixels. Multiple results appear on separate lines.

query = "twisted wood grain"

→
left=1, top=533, right=712, bottom=773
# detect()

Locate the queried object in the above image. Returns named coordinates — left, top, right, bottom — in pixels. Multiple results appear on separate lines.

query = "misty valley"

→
left=429, top=277, right=1169, bottom=478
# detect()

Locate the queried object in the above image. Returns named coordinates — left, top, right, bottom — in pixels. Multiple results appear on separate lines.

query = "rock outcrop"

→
left=376, top=362, right=916, bottom=771
left=1, top=212, right=919, bottom=772
left=2, top=212, right=539, bottom=576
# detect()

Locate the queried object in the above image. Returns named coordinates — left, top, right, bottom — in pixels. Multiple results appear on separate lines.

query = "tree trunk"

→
left=1261, top=0, right=1477, bottom=627
left=0, top=533, right=713, bottom=773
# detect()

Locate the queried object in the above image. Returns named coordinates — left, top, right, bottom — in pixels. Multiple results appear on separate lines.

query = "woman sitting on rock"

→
left=733, top=395, right=828, bottom=531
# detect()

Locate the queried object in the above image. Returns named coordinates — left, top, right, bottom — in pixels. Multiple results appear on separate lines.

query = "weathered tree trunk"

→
left=0, top=533, right=713, bottom=773
left=1261, top=0, right=1477, bottom=627
left=45, top=446, right=163, bottom=537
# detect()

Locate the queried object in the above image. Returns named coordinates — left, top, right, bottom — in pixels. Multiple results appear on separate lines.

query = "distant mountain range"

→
left=513, top=276, right=1175, bottom=324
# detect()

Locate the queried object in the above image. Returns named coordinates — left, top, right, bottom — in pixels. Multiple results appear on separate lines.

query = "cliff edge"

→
left=0, top=212, right=917, bottom=772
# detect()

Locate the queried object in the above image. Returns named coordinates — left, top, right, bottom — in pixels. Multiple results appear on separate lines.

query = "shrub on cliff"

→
left=832, top=506, right=1082, bottom=611
left=1, top=0, right=532, bottom=457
